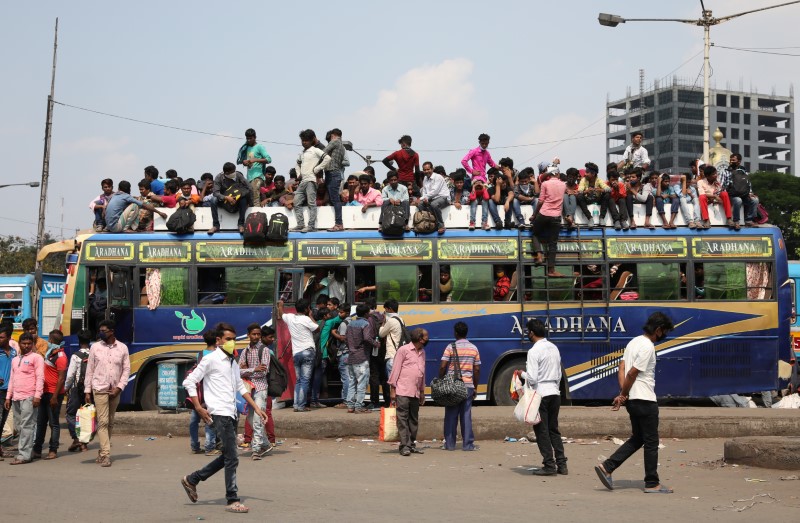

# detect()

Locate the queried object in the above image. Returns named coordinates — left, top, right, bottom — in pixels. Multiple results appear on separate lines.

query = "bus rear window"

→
left=197, top=266, right=275, bottom=306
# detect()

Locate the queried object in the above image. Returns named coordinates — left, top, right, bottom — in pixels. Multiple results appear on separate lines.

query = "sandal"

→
left=10, top=459, right=32, bottom=465
left=594, top=465, right=613, bottom=490
left=68, top=440, right=81, bottom=452
left=181, top=476, right=198, bottom=503
left=44, top=451, right=58, bottom=460
left=225, top=502, right=249, bottom=513
left=644, top=485, right=674, bottom=494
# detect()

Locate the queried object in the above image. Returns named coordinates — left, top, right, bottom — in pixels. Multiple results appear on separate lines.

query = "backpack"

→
left=166, top=207, right=196, bottom=234
left=219, top=175, right=246, bottom=213
left=413, top=210, right=437, bottom=234
left=183, top=362, right=204, bottom=410
left=755, top=203, right=769, bottom=224
left=727, top=169, right=750, bottom=199
left=267, top=353, right=288, bottom=397
left=243, top=212, right=267, bottom=243
left=381, top=205, right=407, bottom=236
left=387, top=316, right=411, bottom=352
left=74, top=351, right=90, bottom=396
left=266, top=212, right=289, bottom=242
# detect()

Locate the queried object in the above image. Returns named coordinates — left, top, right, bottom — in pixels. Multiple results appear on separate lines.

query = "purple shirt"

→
left=461, top=147, right=497, bottom=183
left=388, top=342, right=426, bottom=398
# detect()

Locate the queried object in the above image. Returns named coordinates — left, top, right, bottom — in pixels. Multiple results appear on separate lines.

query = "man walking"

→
left=84, top=319, right=131, bottom=467
left=181, top=323, right=268, bottom=514
left=524, top=319, right=567, bottom=476
left=4, top=333, right=44, bottom=464
left=438, top=321, right=480, bottom=451
left=275, top=299, right=319, bottom=412
left=388, top=328, right=427, bottom=456
left=239, top=323, right=272, bottom=459
left=595, top=312, right=674, bottom=494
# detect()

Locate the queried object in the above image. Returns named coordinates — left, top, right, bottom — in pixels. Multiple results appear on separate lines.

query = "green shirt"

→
left=245, top=143, right=272, bottom=182
left=320, top=316, right=343, bottom=359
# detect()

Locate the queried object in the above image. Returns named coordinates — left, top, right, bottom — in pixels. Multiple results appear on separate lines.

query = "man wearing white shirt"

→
left=524, top=319, right=566, bottom=476
left=595, top=312, right=674, bottom=494
left=181, top=322, right=267, bottom=515
left=617, top=131, right=650, bottom=172
left=418, top=164, right=451, bottom=234
left=276, top=299, right=320, bottom=412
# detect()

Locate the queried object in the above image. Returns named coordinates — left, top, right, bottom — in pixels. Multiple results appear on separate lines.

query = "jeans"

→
left=443, top=389, right=475, bottom=450
left=385, top=357, right=394, bottom=377
left=325, top=170, right=343, bottom=226
left=338, top=353, right=349, bottom=399
left=533, top=394, right=567, bottom=470
left=610, top=197, right=629, bottom=223
left=369, top=348, right=389, bottom=407
left=532, top=214, right=562, bottom=270
left=625, top=193, right=654, bottom=222
left=489, top=200, right=512, bottom=227
left=731, top=195, right=757, bottom=222
left=13, top=397, right=37, bottom=462
left=512, top=199, right=536, bottom=223
left=293, top=349, right=315, bottom=410
left=655, top=195, right=680, bottom=215
left=189, top=409, right=217, bottom=452
left=577, top=192, right=611, bottom=220
left=34, top=392, right=64, bottom=454
left=93, top=391, right=120, bottom=458
left=188, top=414, right=240, bottom=505
left=310, top=358, right=328, bottom=404
left=563, top=193, right=577, bottom=218
left=677, top=194, right=700, bottom=223
left=249, top=177, right=264, bottom=207
left=65, top=388, right=82, bottom=441
left=418, top=196, right=449, bottom=229
left=602, top=399, right=660, bottom=488
left=247, top=390, right=268, bottom=450
left=395, top=395, right=419, bottom=453
left=209, top=195, right=248, bottom=227
left=93, top=207, right=106, bottom=227
left=345, top=360, right=370, bottom=409
left=293, top=179, right=318, bottom=229
left=469, top=199, right=489, bottom=225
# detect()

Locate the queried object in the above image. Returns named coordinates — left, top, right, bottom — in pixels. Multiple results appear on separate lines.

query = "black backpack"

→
left=381, top=205, right=407, bottom=236
left=728, top=168, right=751, bottom=199
left=74, top=351, right=90, bottom=396
left=166, top=207, right=196, bottom=234
left=243, top=212, right=267, bottom=243
left=267, top=352, right=288, bottom=397
left=267, top=212, right=289, bottom=242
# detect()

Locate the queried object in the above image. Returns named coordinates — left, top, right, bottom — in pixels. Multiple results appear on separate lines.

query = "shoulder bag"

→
left=431, top=343, right=469, bottom=406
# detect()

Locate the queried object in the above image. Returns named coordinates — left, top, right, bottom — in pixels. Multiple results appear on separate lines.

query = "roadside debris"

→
left=713, top=493, right=778, bottom=512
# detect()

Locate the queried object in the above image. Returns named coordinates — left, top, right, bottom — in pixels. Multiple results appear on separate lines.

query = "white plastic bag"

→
left=513, top=385, right=542, bottom=425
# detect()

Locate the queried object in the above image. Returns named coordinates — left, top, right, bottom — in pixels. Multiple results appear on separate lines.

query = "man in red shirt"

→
left=148, top=180, right=180, bottom=208
left=382, top=135, right=421, bottom=189
left=32, top=329, right=67, bottom=460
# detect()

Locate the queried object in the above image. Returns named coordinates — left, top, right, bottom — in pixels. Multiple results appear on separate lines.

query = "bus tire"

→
left=138, top=370, right=158, bottom=411
left=492, top=358, right=526, bottom=406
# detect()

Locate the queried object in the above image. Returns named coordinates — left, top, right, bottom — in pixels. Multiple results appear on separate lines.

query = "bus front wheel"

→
left=491, top=358, right=526, bottom=406
left=138, top=370, right=158, bottom=411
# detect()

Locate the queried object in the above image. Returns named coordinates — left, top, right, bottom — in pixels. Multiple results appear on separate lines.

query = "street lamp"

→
left=598, top=0, right=800, bottom=162
left=0, top=181, right=41, bottom=189
left=342, top=141, right=375, bottom=166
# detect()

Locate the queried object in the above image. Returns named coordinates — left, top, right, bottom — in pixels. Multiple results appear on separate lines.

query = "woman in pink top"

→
left=530, top=172, right=567, bottom=277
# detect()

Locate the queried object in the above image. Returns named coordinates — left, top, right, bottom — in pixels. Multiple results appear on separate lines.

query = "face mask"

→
left=98, top=331, right=110, bottom=341
left=222, top=339, right=236, bottom=355
left=422, top=339, right=429, bottom=347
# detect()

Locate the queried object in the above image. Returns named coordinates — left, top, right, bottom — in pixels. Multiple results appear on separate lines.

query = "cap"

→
left=537, top=161, right=550, bottom=173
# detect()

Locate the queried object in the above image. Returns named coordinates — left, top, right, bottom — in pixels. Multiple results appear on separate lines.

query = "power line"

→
left=713, top=44, right=800, bottom=57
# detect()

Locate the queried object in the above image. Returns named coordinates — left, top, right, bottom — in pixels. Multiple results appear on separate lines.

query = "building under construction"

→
left=606, top=76, right=794, bottom=174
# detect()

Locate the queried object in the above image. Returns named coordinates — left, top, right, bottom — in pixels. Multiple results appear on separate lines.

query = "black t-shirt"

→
left=489, top=185, right=512, bottom=202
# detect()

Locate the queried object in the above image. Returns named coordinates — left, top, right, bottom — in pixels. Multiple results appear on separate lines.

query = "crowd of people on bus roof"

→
left=85, top=129, right=762, bottom=235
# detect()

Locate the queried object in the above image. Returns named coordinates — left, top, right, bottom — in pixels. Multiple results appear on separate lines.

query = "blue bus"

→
left=51, top=223, right=792, bottom=409
left=0, top=273, right=66, bottom=339
left=788, top=261, right=800, bottom=390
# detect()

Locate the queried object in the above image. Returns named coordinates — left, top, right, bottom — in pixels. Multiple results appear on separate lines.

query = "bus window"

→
left=575, top=264, right=611, bottom=302
left=524, top=265, right=576, bottom=302
left=702, top=262, right=773, bottom=300
left=139, top=267, right=189, bottom=307
left=372, top=265, right=428, bottom=303
left=446, top=264, right=494, bottom=302
left=198, top=266, right=275, bottom=306
left=634, top=263, right=686, bottom=301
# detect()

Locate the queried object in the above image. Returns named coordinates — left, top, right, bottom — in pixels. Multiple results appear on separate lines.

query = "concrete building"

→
left=606, top=78, right=794, bottom=174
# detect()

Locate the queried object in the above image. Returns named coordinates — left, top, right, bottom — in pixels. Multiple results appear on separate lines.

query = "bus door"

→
left=274, top=268, right=305, bottom=404
left=106, top=265, right=134, bottom=343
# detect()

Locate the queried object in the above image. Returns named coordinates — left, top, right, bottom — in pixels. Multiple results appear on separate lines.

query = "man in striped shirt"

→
left=438, top=321, right=481, bottom=451
left=239, top=323, right=272, bottom=460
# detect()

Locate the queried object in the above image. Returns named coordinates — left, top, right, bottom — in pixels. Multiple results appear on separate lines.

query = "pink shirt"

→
left=387, top=342, right=426, bottom=398
left=539, top=178, right=566, bottom=217
left=697, top=178, right=722, bottom=197
left=461, top=147, right=497, bottom=182
left=7, top=351, right=44, bottom=401
left=354, top=187, right=384, bottom=206
left=85, top=339, right=131, bottom=393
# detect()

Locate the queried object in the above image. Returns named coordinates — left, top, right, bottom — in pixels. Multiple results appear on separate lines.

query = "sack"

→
left=76, top=404, right=97, bottom=443
left=513, top=385, right=542, bottom=425
left=74, top=351, right=90, bottom=396
left=243, top=212, right=267, bottom=242
left=431, top=343, right=469, bottom=406
left=166, top=207, right=196, bottom=234
left=266, top=212, right=290, bottom=242
left=413, top=210, right=437, bottom=234
left=381, top=205, right=407, bottom=236
left=236, top=391, right=249, bottom=415
left=267, top=356, right=288, bottom=397
left=755, top=203, right=769, bottom=224
left=727, top=169, right=750, bottom=199
left=379, top=407, right=399, bottom=442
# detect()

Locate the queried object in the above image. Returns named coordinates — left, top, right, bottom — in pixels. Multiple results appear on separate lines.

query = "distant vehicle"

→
left=788, top=261, right=799, bottom=391
left=0, top=273, right=66, bottom=339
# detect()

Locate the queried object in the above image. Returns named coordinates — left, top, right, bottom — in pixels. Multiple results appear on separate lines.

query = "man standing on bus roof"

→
left=524, top=319, right=566, bottom=476
left=237, top=128, right=272, bottom=208
left=617, top=131, right=650, bottom=173
left=439, top=321, right=481, bottom=451
left=275, top=299, right=319, bottom=412
left=0, top=324, right=18, bottom=459
left=84, top=319, right=130, bottom=468
left=388, top=328, right=427, bottom=456
left=21, top=318, right=49, bottom=357
left=595, top=312, right=674, bottom=494
left=181, top=322, right=268, bottom=514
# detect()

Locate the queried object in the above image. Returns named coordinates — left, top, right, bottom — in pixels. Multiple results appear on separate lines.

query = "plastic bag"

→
left=379, top=407, right=399, bottom=442
left=513, top=385, right=541, bottom=425
left=510, top=370, right=525, bottom=401
left=77, top=404, right=97, bottom=443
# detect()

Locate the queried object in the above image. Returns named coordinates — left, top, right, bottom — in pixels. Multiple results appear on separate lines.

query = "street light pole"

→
left=599, top=1, right=800, bottom=163
left=0, top=182, right=40, bottom=190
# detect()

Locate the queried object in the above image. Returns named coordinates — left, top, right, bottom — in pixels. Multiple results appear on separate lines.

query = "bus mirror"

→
left=34, top=268, right=43, bottom=290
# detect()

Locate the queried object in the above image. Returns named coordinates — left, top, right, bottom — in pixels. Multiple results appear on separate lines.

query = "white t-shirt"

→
left=283, top=312, right=319, bottom=356
left=622, top=335, right=657, bottom=402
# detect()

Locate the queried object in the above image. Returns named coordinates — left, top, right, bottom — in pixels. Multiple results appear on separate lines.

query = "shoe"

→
left=482, top=223, right=490, bottom=230
left=68, top=440, right=82, bottom=452
left=334, top=403, right=349, bottom=409
left=237, top=442, right=251, bottom=450
left=469, top=221, right=475, bottom=231
left=99, top=456, right=112, bottom=467
left=238, top=225, right=245, bottom=234
left=293, top=407, right=311, bottom=412
left=557, top=465, right=569, bottom=475
left=31, top=452, right=42, bottom=460
left=621, top=220, right=629, bottom=231
left=745, top=221, right=755, bottom=227
left=205, top=449, right=222, bottom=456
left=289, top=226, right=303, bottom=232
left=207, top=226, right=219, bottom=235
left=503, top=222, right=513, bottom=230
left=80, top=444, right=88, bottom=452
left=734, top=222, right=740, bottom=231
left=437, top=227, right=446, bottom=234
left=362, top=402, right=375, bottom=410
left=532, top=468, right=557, bottom=476
left=726, top=218, right=735, bottom=228
left=518, top=223, right=526, bottom=230
left=594, top=465, right=613, bottom=490
left=613, top=220, right=621, bottom=230
left=302, top=226, right=314, bottom=233
left=410, top=447, right=425, bottom=454
left=327, top=224, right=344, bottom=232
left=310, top=402, right=327, bottom=409
left=190, top=448, right=204, bottom=454
left=263, top=442, right=275, bottom=455
left=253, top=446, right=269, bottom=459
left=494, top=223, right=503, bottom=231
left=463, top=445, right=480, bottom=451
left=94, top=223, right=104, bottom=232
left=44, top=451, right=58, bottom=460
left=400, top=448, right=411, bottom=456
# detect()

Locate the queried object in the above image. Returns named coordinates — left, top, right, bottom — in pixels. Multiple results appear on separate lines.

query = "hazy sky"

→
left=1, top=0, right=797, bottom=240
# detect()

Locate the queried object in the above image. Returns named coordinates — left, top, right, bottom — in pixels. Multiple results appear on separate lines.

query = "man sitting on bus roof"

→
left=104, top=180, right=167, bottom=234
left=208, top=162, right=250, bottom=235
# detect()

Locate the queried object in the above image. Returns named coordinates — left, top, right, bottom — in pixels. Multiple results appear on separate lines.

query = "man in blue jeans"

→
left=345, top=304, right=378, bottom=413
left=276, top=299, right=319, bottom=412
left=181, top=323, right=268, bottom=515
left=321, top=128, right=348, bottom=232
left=438, top=321, right=481, bottom=451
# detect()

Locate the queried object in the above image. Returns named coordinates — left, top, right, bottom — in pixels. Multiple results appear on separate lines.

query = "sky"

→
left=0, top=0, right=797, bottom=240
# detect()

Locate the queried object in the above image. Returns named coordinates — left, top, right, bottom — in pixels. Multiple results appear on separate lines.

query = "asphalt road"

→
left=1, top=436, right=797, bottom=521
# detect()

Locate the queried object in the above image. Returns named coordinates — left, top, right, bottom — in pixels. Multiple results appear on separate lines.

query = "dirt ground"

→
left=1, top=435, right=797, bottom=521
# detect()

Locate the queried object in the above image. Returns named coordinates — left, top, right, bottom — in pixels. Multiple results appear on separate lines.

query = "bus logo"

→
left=175, top=310, right=207, bottom=335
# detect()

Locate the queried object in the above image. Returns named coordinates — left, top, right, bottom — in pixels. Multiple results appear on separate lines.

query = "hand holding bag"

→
left=431, top=343, right=469, bottom=407
left=379, top=406, right=399, bottom=442
left=513, top=384, right=542, bottom=425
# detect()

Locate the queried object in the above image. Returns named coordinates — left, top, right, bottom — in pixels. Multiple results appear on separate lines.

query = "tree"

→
left=0, top=234, right=65, bottom=275
left=750, top=171, right=800, bottom=260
